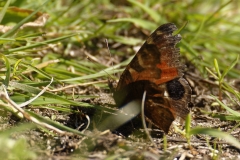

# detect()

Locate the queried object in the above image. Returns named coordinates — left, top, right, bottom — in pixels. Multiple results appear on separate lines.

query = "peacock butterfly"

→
left=112, top=23, right=191, bottom=133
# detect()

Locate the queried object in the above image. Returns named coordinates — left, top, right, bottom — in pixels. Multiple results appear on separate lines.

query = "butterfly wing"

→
left=116, top=23, right=184, bottom=90
left=144, top=78, right=191, bottom=133
left=113, top=23, right=191, bottom=133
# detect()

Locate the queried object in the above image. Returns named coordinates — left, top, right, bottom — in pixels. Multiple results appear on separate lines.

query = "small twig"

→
left=179, top=152, right=187, bottom=160
left=23, top=59, right=60, bottom=74
left=81, top=115, right=90, bottom=133
left=75, top=115, right=90, bottom=133
left=186, top=72, right=219, bottom=87
left=21, top=78, right=53, bottom=107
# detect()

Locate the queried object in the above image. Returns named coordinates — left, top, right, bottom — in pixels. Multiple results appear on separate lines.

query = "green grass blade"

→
left=190, top=128, right=240, bottom=149
left=0, top=54, right=11, bottom=87
left=107, top=35, right=142, bottom=45
left=0, top=0, right=12, bottom=23
left=9, top=81, right=91, bottom=106
left=212, top=96, right=240, bottom=117
left=108, top=18, right=157, bottom=30
left=214, top=59, right=221, bottom=79
left=174, top=21, right=188, bottom=35
left=205, top=0, right=233, bottom=26
left=127, top=0, right=160, bottom=23
left=6, top=33, right=78, bottom=53
left=180, top=39, right=199, bottom=57
left=220, top=55, right=239, bottom=82
left=12, top=59, right=22, bottom=77
left=61, top=68, right=123, bottom=83
left=210, top=113, right=240, bottom=121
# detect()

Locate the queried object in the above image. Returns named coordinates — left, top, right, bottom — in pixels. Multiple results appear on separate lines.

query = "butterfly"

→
left=112, top=23, right=191, bottom=133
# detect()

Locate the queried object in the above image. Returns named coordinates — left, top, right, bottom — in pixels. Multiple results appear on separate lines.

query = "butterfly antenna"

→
left=104, top=39, right=117, bottom=92
left=105, top=39, right=115, bottom=76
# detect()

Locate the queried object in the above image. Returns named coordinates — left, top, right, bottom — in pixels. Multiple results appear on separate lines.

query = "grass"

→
left=0, top=0, right=240, bottom=159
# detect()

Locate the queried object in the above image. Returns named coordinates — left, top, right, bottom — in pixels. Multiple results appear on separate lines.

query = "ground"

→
left=1, top=55, right=240, bottom=160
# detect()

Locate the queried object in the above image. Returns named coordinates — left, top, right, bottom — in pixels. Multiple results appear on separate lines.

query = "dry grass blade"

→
left=141, top=91, right=157, bottom=148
